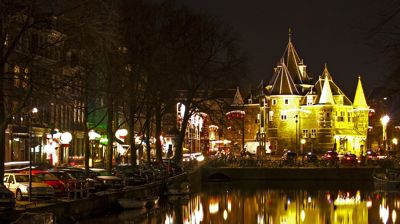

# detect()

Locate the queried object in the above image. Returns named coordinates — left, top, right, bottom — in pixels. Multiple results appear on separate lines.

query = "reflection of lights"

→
left=334, top=192, right=361, bottom=205
left=308, top=196, right=311, bottom=203
left=165, top=213, right=173, bottom=224
left=326, top=193, right=332, bottom=203
left=227, top=199, right=232, bottom=212
left=301, top=210, right=305, bottom=222
left=209, top=202, right=219, bottom=214
left=287, top=199, right=291, bottom=205
left=257, top=214, right=264, bottom=224
left=393, top=210, right=397, bottom=223
left=396, top=200, right=400, bottom=209
left=379, top=204, right=389, bottom=223
left=223, top=209, right=228, bottom=220
left=366, top=200, right=372, bottom=208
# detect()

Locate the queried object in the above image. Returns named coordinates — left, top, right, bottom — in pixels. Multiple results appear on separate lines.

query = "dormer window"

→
left=307, top=95, right=313, bottom=105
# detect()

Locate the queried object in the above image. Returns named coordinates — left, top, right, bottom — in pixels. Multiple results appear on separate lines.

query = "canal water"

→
left=78, top=180, right=399, bottom=224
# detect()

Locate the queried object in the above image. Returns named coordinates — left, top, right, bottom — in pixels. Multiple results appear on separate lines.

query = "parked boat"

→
left=118, top=196, right=160, bottom=209
left=373, top=169, right=400, bottom=191
left=166, top=181, right=190, bottom=195
left=117, top=198, right=147, bottom=209
left=145, top=196, right=160, bottom=207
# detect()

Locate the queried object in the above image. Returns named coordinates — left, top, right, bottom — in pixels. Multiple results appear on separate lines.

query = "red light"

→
left=346, top=157, right=350, bottom=160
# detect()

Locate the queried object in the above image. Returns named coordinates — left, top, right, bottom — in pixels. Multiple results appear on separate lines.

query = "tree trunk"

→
left=106, top=94, right=114, bottom=173
left=145, top=107, right=151, bottom=165
left=0, top=66, right=5, bottom=184
left=155, top=102, right=163, bottom=162
left=83, top=101, right=90, bottom=176
left=128, top=105, right=137, bottom=166
left=174, top=110, right=190, bottom=166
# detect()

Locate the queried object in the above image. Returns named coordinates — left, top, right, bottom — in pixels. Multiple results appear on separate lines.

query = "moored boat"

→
left=373, top=169, right=400, bottom=191
left=117, top=198, right=147, bottom=209
left=145, top=196, right=160, bottom=207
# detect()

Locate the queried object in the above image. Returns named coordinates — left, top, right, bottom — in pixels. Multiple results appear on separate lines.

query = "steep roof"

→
left=268, top=60, right=299, bottom=95
left=281, top=30, right=313, bottom=85
left=232, top=87, right=244, bottom=105
left=353, top=76, right=368, bottom=108
left=319, top=73, right=335, bottom=104
left=313, top=65, right=352, bottom=105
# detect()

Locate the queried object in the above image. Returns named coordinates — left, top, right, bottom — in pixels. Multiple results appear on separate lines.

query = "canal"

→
left=78, top=180, right=398, bottom=224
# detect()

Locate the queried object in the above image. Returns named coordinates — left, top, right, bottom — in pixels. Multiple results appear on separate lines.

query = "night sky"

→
left=178, top=0, right=394, bottom=98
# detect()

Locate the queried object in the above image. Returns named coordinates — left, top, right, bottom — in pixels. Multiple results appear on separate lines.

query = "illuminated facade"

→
left=261, top=34, right=370, bottom=155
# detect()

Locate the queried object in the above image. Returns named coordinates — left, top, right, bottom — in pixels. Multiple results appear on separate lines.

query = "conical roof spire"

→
left=322, top=63, right=333, bottom=80
left=281, top=30, right=312, bottom=85
left=232, top=86, right=244, bottom=105
left=319, top=74, right=335, bottom=104
left=353, top=76, right=368, bottom=108
left=269, top=61, right=299, bottom=95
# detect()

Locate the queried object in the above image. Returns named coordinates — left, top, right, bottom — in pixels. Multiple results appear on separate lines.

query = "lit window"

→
left=307, top=95, right=313, bottom=105
left=311, top=129, right=317, bottom=138
left=302, top=129, right=309, bottom=138
left=280, top=111, right=287, bottom=121
left=14, top=65, right=20, bottom=74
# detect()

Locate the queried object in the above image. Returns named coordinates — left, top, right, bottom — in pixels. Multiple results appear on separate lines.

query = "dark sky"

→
left=178, top=0, right=394, bottom=98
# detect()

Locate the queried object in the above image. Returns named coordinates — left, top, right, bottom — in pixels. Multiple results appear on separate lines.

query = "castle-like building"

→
left=257, top=34, right=370, bottom=156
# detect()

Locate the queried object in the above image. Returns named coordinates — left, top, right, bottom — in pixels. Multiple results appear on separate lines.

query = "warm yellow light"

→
left=223, top=209, right=228, bottom=220
left=381, top=115, right=390, bottom=126
left=301, top=210, right=305, bottom=222
left=393, top=210, right=397, bottom=223
left=209, top=202, right=219, bottom=214
left=393, top=138, right=398, bottom=145
left=301, top=139, right=306, bottom=144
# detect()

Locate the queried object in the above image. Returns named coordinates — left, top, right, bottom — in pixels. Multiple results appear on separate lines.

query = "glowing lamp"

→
left=60, top=132, right=72, bottom=144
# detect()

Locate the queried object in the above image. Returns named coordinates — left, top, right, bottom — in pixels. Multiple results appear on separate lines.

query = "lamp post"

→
left=301, top=139, right=306, bottom=155
left=393, top=138, right=398, bottom=152
left=89, top=130, right=100, bottom=167
left=380, top=115, right=390, bottom=151
left=295, top=115, right=299, bottom=154
left=28, top=107, right=38, bottom=202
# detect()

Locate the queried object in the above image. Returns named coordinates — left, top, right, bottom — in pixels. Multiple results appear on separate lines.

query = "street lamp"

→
left=380, top=115, right=390, bottom=151
left=301, top=139, right=306, bottom=155
left=28, top=107, right=38, bottom=202
left=89, top=130, right=100, bottom=167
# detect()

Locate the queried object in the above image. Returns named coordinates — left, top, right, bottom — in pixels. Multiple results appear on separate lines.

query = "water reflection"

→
left=79, top=181, right=400, bottom=224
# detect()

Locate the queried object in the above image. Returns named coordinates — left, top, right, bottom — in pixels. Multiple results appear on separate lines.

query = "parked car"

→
left=48, top=170, right=83, bottom=196
left=3, top=173, right=55, bottom=200
left=282, top=151, right=297, bottom=165
left=26, top=170, right=66, bottom=196
left=304, top=152, right=319, bottom=164
left=322, top=151, right=339, bottom=161
left=53, top=168, right=102, bottom=192
left=341, top=153, right=359, bottom=165
left=0, top=184, right=15, bottom=210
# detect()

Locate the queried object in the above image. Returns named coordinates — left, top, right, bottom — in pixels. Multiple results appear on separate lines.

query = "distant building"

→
left=256, top=34, right=370, bottom=156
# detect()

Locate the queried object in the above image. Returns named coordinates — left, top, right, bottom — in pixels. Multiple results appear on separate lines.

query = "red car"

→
left=322, top=151, right=338, bottom=161
left=48, top=170, right=83, bottom=196
left=341, top=153, right=359, bottom=165
left=26, top=170, right=66, bottom=196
